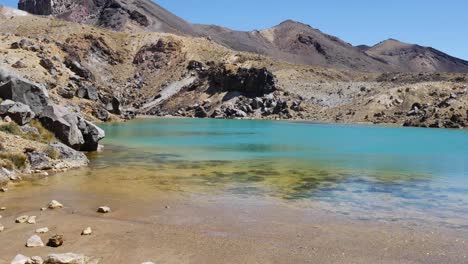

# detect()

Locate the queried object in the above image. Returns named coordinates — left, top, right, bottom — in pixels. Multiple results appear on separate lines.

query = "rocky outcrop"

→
left=205, top=65, right=277, bottom=97
left=39, top=105, right=105, bottom=151
left=0, top=69, right=49, bottom=114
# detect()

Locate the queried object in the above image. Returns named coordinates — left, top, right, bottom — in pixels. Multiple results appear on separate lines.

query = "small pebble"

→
left=0, top=224, right=4, bottom=232
left=48, top=200, right=63, bottom=209
left=0, top=187, right=8, bottom=192
left=81, top=227, right=92, bottom=236
left=97, top=206, right=111, bottom=213
left=27, top=216, right=37, bottom=224
left=36, top=227, right=49, bottom=234
left=16, top=215, right=29, bottom=223
left=40, top=207, right=47, bottom=211
left=0, top=207, right=6, bottom=210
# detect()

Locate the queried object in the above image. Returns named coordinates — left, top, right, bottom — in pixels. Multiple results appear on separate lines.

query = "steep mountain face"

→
left=16, top=0, right=468, bottom=73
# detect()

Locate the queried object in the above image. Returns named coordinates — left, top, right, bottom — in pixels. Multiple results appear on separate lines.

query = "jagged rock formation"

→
left=16, top=0, right=468, bottom=73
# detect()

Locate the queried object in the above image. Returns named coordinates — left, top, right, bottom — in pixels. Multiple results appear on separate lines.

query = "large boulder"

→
left=39, top=105, right=104, bottom=151
left=0, top=69, right=49, bottom=114
left=49, top=142, right=89, bottom=168
left=0, top=100, right=35, bottom=125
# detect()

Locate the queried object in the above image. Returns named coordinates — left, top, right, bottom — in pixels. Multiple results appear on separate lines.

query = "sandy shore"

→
left=0, top=183, right=467, bottom=264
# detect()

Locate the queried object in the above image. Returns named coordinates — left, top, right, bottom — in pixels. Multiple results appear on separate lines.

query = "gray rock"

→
left=10, top=254, right=31, bottom=264
left=77, top=118, right=105, bottom=151
left=76, top=86, right=98, bottom=101
left=39, top=105, right=84, bottom=149
left=27, top=151, right=52, bottom=170
left=57, top=88, right=75, bottom=99
left=0, top=69, right=49, bottom=114
left=39, top=105, right=105, bottom=151
left=92, top=108, right=109, bottom=122
left=21, top=124, right=40, bottom=135
left=0, top=100, right=35, bottom=125
left=106, top=96, right=122, bottom=115
left=26, top=235, right=44, bottom=247
left=250, top=97, right=264, bottom=109
left=12, top=60, right=27, bottom=69
left=48, top=142, right=89, bottom=167
left=36, top=227, right=49, bottom=233
left=30, top=256, right=44, bottom=264
left=44, top=253, right=89, bottom=264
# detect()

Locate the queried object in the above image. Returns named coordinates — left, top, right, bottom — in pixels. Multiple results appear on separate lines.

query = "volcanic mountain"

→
left=16, top=0, right=468, bottom=73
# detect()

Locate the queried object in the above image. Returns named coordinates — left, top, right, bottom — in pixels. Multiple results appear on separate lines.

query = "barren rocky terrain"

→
left=0, top=3, right=466, bottom=185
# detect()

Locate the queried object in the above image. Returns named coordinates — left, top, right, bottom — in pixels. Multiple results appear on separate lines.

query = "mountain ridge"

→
left=14, top=0, right=468, bottom=73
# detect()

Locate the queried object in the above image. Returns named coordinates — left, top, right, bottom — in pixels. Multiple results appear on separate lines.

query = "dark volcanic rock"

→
left=0, top=100, right=35, bottom=125
left=49, top=142, right=89, bottom=166
left=207, top=65, right=277, bottom=97
left=64, top=58, right=93, bottom=80
left=76, top=86, right=99, bottom=101
left=0, top=70, right=49, bottom=114
left=39, top=105, right=105, bottom=151
left=27, top=151, right=52, bottom=170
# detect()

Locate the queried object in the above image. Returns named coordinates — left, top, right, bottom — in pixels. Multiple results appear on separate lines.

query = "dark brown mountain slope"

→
left=16, top=0, right=468, bottom=73
left=365, top=39, right=468, bottom=73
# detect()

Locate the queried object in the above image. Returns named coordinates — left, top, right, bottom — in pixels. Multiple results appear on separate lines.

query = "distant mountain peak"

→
left=16, top=0, right=468, bottom=73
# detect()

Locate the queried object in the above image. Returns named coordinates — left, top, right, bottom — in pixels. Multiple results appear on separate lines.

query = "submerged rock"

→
left=30, top=256, right=44, bottom=264
left=48, top=142, right=89, bottom=168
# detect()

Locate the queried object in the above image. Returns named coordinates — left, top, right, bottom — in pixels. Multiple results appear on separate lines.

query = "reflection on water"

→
left=31, top=119, right=468, bottom=228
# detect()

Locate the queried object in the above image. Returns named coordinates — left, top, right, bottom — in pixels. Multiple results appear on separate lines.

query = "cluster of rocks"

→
left=4, top=200, right=114, bottom=263
left=403, top=89, right=468, bottom=129
left=0, top=68, right=105, bottom=151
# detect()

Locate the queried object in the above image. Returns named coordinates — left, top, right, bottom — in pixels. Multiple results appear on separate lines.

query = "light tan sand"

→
left=0, top=183, right=467, bottom=264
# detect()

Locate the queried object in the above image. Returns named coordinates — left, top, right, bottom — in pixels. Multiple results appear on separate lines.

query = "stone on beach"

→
left=0, top=206, right=6, bottom=210
left=16, top=215, right=29, bottom=223
left=26, top=235, right=44, bottom=247
left=0, top=223, right=4, bottom=232
left=44, top=253, right=89, bottom=264
left=97, top=206, right=111, bottom=213
left=30, top=256, right=44, bottom=264
left=27, top=216, right=37, bottom=224
left=10, top=254, right=31, bottom=264
left=48, top=200, right=63, bottom=209
left=81, top=227, right=92, bottom=236
left=47, top=235, right=63, bottom=247
left=0, top=187, right=8, bottom=192
left=36, top=227, right=49, bottom=233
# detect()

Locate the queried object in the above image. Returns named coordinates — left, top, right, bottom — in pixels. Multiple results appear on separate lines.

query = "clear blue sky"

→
left=2, top=0, right=467, bottom=60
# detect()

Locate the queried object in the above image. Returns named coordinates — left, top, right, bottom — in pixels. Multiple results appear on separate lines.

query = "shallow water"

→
left=24, top=119, right=468, bottom=227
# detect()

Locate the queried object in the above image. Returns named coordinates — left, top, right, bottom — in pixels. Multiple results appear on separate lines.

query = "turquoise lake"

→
left=95, top=118, right=468, bottom=228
